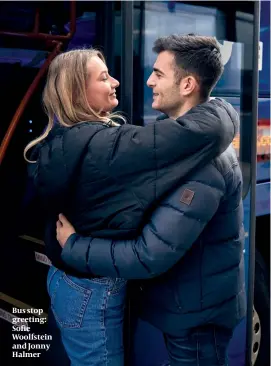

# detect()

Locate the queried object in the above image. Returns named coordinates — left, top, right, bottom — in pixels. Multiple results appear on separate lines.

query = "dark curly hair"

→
left=153, top=34, right=224, bottom=99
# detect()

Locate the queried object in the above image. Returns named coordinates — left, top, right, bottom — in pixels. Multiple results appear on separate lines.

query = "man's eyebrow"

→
left=153, top=67, right=165, bottom=75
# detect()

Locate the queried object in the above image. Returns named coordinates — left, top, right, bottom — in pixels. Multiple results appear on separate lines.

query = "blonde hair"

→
left=24, top=48, right=124, bottom=163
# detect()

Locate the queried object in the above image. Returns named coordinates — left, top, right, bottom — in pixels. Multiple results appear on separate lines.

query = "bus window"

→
left=259, top=1, right=270, bottom=95
left=138, top=1, right=227, bottom=122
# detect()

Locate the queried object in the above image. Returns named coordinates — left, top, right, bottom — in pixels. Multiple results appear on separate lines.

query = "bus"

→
left=0, top=1, right=269, bottom=365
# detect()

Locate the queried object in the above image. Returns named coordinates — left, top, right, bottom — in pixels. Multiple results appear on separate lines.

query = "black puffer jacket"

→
left=61, top=145, right=246, bottom=334
left=29, top=98, right=238, bottom=273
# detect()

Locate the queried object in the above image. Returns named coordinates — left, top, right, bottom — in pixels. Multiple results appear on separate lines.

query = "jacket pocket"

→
left=50, top=273, right=92, bottom=329
left=173, top=284, right=202, bottom=314
left=171, top=262, right=202, bottom=313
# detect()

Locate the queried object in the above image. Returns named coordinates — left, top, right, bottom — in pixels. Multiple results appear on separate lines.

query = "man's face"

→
left=147, top=51, right=183, bottom=116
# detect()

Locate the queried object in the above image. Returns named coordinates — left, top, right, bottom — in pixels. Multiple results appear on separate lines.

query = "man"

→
left=57, top=34, right=245, bottom=365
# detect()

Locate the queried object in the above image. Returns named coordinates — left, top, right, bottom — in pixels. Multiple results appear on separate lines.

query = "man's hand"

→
left=56, top=214, right=76, bottom=248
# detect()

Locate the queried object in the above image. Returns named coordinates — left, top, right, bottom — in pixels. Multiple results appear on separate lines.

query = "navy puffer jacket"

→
left=29, top=98, right=238, bottom=274
left=61, top=145, right=246, bottom=334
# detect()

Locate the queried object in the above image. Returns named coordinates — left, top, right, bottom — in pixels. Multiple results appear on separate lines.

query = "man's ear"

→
left=180, top=76, right=199, bottom=96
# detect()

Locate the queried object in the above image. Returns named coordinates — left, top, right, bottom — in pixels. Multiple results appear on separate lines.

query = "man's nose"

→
left=147, top=75, right=155, bottom=88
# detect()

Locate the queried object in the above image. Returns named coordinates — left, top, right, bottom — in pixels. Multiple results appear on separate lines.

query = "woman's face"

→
left=86, top=56, right=119, bottom=113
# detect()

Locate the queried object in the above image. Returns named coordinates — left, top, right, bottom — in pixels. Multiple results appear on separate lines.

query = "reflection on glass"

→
left=142, top=2, right=223, bottom=121
left=139, top=1, right=259, bottom=184
left=142, top=2, right=245, bottom=128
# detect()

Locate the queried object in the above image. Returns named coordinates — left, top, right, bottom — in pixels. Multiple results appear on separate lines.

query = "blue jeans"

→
left=47, top=265, right=127, bottom=366
left=164, top=325, right=232, bottom=366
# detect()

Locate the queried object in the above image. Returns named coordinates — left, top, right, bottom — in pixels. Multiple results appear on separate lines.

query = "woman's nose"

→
left=112, top=77, right=120, bottom=88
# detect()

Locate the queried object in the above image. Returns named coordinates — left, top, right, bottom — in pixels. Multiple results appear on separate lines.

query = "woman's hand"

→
left=56, top=214, right=76, bottom=248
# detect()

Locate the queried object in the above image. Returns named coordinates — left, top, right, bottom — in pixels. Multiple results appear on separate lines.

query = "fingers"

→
left=56, top=220, right=62, bottom=241
left=56, top=220, right=62, bottom=230
left=58, top=213, right=75, bottom=231
left=59, top=213, right=68, bottom=224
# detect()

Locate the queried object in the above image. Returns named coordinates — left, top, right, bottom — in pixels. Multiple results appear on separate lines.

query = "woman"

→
left=25, top=48, right=238, bottom=366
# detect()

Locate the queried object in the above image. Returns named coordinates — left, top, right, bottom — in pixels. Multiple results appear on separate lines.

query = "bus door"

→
left=120, top=1, right=261, bottom=365
left=0, top=2, right=124, bottom=364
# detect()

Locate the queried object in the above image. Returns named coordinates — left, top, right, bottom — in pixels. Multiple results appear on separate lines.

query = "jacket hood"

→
left=159, top=97, right=239, bottom=154
left=183, top=97, right=239, bottom=155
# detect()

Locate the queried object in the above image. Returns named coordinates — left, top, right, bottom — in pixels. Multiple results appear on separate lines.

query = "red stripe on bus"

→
left=258, top=119, right=270, bottom=126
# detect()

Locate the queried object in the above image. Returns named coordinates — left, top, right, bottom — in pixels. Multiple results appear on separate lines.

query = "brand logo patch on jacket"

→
left=180, top=189, right=195, bottom=205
